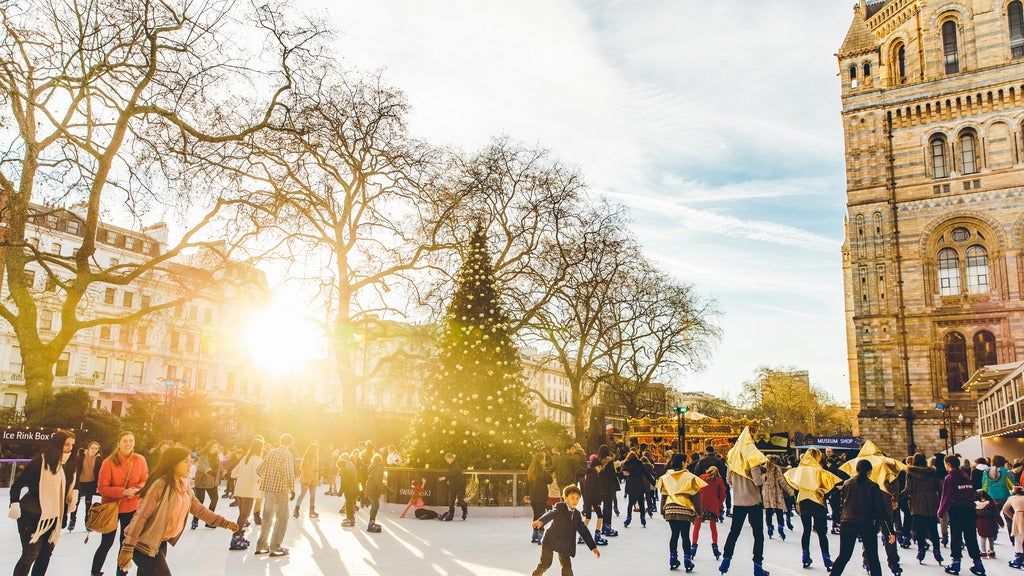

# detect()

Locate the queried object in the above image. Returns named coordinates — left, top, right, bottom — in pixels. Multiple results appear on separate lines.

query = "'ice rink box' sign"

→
left=1, top=427, right=57, bottom=443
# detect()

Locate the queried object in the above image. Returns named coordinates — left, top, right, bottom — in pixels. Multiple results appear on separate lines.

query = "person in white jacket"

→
left=228, top=437, right=264, bottom=551
left=1004, top=486, right=1024, bottom=569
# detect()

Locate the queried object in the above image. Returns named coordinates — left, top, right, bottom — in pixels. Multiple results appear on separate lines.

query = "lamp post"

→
left=674, top=405, right=689, bottom=454
left=957, top=412, right=966, bottom=445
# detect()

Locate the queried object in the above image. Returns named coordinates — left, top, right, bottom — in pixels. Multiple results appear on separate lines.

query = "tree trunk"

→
left=22, top=348, right=56, bottom=422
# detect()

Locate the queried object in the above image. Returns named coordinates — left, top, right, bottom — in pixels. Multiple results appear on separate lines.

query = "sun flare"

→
left=242, top=301, right=321, bottom=375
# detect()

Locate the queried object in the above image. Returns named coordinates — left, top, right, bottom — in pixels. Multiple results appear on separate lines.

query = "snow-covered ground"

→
left=1, top=491, right=1015, bottom=575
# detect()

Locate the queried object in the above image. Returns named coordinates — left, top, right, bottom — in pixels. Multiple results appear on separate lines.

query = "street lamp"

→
left=674, top=405, right=689, bottom=455
left=957, top=412, right=966, bottom=445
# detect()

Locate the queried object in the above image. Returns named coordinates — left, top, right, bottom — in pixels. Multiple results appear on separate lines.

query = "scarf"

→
left=31, top=457, right=67, bottom=545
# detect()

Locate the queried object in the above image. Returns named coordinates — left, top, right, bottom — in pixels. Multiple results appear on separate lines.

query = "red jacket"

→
left=699, top=473, right=727, bottom=517
left=98, top=452, right=149, bottom=513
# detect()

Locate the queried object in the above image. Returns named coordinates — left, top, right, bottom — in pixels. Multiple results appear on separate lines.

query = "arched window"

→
left=938, top=248, right=960, bottom=295
left=930, top=135, right=949, bottom=178
left=973, top=330, right=997, bottom=370
left=943, top=20, right=960, bottom=74
left=863, top=62, right=871, bottom=77
left=1010, top=1, right=1024, bottom=58
left=966, top=245, right=989, bottom=293
left=895, top=44, right=907, bottom=83
left=945, top=332, right=969, bottom=392
left=959, top=131, right=978, bottom=174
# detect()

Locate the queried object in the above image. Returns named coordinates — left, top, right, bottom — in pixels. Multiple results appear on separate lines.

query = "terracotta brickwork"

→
left=839, top=0, right=1024, bottom=455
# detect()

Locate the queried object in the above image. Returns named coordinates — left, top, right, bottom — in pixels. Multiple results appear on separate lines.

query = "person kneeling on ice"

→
left=531, top=485, right=601, bottom=576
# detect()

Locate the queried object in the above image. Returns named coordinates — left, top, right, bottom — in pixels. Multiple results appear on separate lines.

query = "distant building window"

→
left=104, top=287, right=116, bottom=305
left=137, top=325, right=148, bottom=347
left=130, top=361, right=144, bottom=386
left=973, top=330, right=997, bottom=370
left=38, top=309, right=53, bottom=332
left=100, top=325, right=112, bottom=340
left=863, top=62, right=871, bottom=76
left=125, top=237, right=136, bottom=250
left=930, top=135, right=949, bottom=178
left=945, top=331, right=969, bottom=392
left=55, top=352, right=69, bottom=377
left=2, top=393, right=16, bottom=408
left=951, top=227, right=970, bottom=242
left=111, top=400, right=123, bottom=416
left=66, top=220, right=80, bottom=235
left=51, top=243, right=62, bottom=255
left=1010, top=1, right=1024, bottom=58
left=849, top=65, right=857, bottom=79
left=966, top=245, right=989, bottom=293
left=943, top=20, right=960, bottom=74
left=959, top=132, right=978, bottom=174
left=122, top=291, right=134, bottom=308
left=141, top=295, right=151, bottom=309
left=938, top=248, right=960, bottom=295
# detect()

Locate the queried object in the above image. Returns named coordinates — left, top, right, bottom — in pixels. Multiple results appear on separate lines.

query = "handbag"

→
left=86, top=457, right=134, bottom=536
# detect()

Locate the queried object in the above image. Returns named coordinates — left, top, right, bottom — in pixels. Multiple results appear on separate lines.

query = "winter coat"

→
left=982, top=466, right=1013, bottom=501
left=598, top=457, right=619, bottom=497
left=536, top=502, right=597, bottom=558
left=1002, top=494, right=1024, bottom=538
left=622, top=458, right=655, bottom=497
left=839, top=475, right=892, bottom=534
left=75, top=452, right=103, bottom=484
left=192, top=453, right=220, bottom=490
left=937, top=468, right=975, bottom=518
left=902, top=465, right=941, bottom=517
left=694, top=453, right=726, bottom=477
left=528, top=469, right=552, bottom=506
left=975, top=500, right=1002, bottom=539
left=761, top=465, right=793, bottom=510
left=698, top=472, right=727, bottom=518
left=9, top=455, right=77, bottom=539
left=582, top=463, right=602, bottom=504
left=230, top=455, right=262, bottom=500
left=98, top=453, right=149, bottom=514
left=339, top=460, right=359, bottom=497
left=553, top=452, right=586, bottom=489
left=299, top=453, right=320, bottom=486
left=365, top=461, right=386, bottom=500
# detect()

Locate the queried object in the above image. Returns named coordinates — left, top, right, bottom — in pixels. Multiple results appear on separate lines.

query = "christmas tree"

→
left=406, top=225, right=537, bottom=470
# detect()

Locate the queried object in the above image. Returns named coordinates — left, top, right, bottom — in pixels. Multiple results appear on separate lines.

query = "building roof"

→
left=839, top=6, right=878, bottom=56
left=963, top=361, right=1024, bottom=394
left=865, top=0, right=890, bottom=19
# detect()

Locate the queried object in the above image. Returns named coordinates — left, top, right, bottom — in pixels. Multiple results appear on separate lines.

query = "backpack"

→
left=414, top=508, right=439, bottom=520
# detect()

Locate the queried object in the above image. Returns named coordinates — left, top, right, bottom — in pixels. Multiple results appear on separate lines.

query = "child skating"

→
left=532, top=485, right=601, bottom=576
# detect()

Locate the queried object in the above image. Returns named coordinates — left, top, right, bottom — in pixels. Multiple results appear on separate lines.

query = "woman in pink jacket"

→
left=92, top=431, right=148, bottom=576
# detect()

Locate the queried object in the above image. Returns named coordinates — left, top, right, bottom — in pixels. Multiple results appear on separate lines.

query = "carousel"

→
left=626, top=413, right=759, bottom=462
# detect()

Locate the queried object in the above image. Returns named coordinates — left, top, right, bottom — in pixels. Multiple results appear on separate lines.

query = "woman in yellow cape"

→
left=719, top=427, right=770, bottom=576
left=656, top=453, right=707, bottom=572
left=838, top=441, right=907, bottom=574
left=785, top=448, right=841, bottom=570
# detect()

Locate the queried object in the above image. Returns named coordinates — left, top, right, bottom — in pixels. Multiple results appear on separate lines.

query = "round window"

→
left=951, top=227, right=970, bottom=242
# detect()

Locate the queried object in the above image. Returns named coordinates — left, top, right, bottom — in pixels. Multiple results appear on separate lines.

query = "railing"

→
left=384, top=468, right=529, bottom=508
left=0, top=459, right=30, bottom=488
left=1, top=372, right=25, bottom=384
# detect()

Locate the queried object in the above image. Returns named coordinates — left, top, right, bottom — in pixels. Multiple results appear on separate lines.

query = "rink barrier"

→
left=384, top=467, right=532, bottom=517
left=0, top=459, right=30, bottom=488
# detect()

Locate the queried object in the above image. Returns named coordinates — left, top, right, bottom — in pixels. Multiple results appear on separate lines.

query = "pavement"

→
left=1, top=492, right=1017, bottom=575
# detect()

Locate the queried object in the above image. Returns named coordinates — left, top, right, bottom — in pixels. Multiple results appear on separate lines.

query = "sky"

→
left=296, top=0, right=859, bottom=402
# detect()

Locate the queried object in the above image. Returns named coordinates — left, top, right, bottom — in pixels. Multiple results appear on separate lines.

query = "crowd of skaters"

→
left=6, top=427, right=1024, bottom=576
left=525, top=435, right=1024, bottom=576
left=5, top=429, right=421, bottom=576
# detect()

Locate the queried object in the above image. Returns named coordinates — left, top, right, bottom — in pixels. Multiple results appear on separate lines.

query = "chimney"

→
left=142, top=222, right=169, bottom=247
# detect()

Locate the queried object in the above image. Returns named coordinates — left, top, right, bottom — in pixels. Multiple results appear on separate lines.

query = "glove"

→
left=8, top=503, right=21, bottom=520
left=117, top=546, right=134, bottom=572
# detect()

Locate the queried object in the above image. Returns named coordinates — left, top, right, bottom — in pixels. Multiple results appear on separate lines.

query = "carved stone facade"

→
left=839, top=0, right=1024, bottom=455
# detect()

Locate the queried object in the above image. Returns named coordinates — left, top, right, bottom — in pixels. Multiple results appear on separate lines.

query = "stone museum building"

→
left=840, top=0, right=1024, bottom=455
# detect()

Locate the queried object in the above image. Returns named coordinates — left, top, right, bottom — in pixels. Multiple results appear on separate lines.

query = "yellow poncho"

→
left=656, top=469, right=708, bottom=515
left=784, top=452, right=841, bottom=506
left=839, top=441, right=907, bottom=494
left=725, top=427, right=767, bottom=479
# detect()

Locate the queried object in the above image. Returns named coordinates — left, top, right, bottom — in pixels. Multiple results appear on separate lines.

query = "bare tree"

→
left=217, top=63, right=455, bottom=440
left=524, top=203, right=638, bottom=441
left=600, top=266, right=719, bottom=420
left=0, top=0, right=320, bottom=416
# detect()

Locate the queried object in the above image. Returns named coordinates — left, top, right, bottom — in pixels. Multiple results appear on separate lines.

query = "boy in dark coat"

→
left=532, top=485, right=601, bottom=575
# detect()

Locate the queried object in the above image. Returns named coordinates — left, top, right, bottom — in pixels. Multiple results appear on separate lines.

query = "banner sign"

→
left=1, top=427, right=59, bottom=443
left=808, top=436, right=863, bottom=449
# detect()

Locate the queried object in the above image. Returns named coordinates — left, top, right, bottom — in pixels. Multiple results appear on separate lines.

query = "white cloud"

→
left=301, top=0, right=856, bottom=400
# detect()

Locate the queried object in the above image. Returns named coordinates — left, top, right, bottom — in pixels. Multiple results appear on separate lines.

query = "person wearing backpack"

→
left=983, top=455, right=1013, bottom=538
left=92, top=431, right=149, bottom=576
